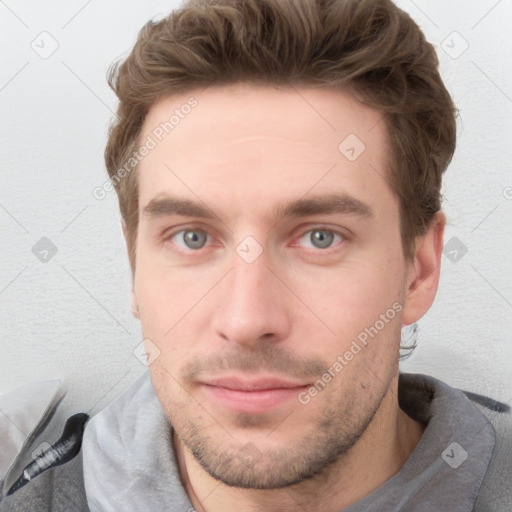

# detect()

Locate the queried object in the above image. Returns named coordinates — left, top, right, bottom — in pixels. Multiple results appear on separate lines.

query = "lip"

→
left=198, top=376, right=310, bottom=414
left=204, top=376, right=308, bottom=391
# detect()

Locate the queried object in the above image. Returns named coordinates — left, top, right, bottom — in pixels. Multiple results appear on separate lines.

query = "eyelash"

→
left=163, top=225, right=348, bottom=253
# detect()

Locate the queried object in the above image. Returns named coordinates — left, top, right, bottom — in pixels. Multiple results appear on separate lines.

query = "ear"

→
left=401, top=211, right=445, bottom=326
left=122, top=222, right=139, bottom=319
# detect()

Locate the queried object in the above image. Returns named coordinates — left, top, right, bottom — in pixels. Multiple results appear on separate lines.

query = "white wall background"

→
left=1, top=0, right=511, bottom=422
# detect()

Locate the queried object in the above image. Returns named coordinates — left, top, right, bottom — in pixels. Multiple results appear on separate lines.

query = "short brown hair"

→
left=105, top=0, right=456, bottom=272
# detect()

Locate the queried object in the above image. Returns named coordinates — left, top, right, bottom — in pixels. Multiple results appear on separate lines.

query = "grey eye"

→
left=310, top=230, right=335, bottom=249
left=298, top=229, right=343, bottom=250
left=181, top=230, right=208, bottom=249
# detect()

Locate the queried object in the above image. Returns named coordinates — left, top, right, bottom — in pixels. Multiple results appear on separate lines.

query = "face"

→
left=132, top=83, right=411, bottom=489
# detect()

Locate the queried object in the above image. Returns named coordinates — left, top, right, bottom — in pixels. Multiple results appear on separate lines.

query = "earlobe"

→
left=401, top=211, right=446, bottom=326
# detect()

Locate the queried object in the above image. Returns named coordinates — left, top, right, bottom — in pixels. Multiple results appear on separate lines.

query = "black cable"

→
left=6, top=412, right=89, bottom=497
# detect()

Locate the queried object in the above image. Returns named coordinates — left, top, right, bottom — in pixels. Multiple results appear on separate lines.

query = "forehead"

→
left=136, top=82, right=394, bottom=220
left=140, top=82, right=385, bottom=156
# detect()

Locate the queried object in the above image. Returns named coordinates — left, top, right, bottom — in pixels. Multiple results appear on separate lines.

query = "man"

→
left=1, top=0, right=510, bottom=510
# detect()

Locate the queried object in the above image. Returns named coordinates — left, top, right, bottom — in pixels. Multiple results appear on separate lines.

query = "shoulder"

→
left=399, top=373, right=511, bottom=511
left=466, top=391, right=512, bottom=512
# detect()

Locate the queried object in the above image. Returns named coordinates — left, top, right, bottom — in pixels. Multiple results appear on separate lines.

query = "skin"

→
left=128, top=82, right=445, bottom=512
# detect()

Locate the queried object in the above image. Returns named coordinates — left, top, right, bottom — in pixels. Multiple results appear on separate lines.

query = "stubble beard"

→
left=164, top=376, right=388, bottom=490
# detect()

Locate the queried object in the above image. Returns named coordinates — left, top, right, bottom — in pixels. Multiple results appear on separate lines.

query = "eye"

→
left=298, top=229, right=344, bottom=249
left=171, top=229, right=209, bottom=250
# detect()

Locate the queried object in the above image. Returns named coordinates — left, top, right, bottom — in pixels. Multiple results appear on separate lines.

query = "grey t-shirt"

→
left=82, top=371, right=496, bottom=512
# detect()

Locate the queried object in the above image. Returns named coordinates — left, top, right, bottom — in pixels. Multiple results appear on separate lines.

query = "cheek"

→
left=287, top=260, right=404, bottom=351
left=133, top=258, right=219, bottom=366
left=304, top=263, right=400, bottom=310
left=134, top=255, right=200, bottom=326
left=134, top=275, right=167, bottom=337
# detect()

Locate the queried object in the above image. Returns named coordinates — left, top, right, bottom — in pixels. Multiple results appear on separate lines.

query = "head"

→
left=105, top=0, right=455, bottom=489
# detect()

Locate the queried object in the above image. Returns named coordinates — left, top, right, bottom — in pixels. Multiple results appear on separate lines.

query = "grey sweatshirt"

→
left=1, top=372, right=510, bottom=511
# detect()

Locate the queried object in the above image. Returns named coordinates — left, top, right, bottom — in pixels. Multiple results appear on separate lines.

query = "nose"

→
left=211, top=250, right=291, bottom=347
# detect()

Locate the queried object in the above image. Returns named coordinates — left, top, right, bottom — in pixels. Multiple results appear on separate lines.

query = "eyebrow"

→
left=142, top=197, right=217, bottom=220
left=141, top=193, right=373, bottom=223
left=274, top=194, right=373, bottom=220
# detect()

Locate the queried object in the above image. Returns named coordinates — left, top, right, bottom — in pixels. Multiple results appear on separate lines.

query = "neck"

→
left=173, top=376, right=425, bottom=512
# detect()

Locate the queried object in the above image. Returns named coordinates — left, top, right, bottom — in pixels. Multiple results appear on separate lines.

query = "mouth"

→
left=198, top=376, right=310, bottom=414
